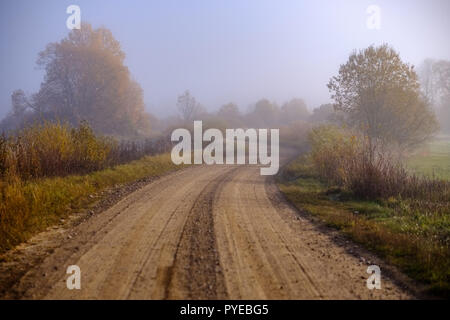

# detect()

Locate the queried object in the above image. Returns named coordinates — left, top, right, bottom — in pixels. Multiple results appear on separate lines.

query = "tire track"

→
left=4, top=158, right=415, bottom=300
left=164, top=167, right=239, bottom=299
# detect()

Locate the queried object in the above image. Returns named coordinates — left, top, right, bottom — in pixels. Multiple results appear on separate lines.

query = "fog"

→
left=1, top=0, right=450, bottom=119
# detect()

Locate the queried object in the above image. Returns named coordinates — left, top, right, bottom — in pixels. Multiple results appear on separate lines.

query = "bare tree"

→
left=419, top=60, right=450, bottom=103
left=419, top=59, right=450, bottom=133
left=176, top=90, right=204, bottom=122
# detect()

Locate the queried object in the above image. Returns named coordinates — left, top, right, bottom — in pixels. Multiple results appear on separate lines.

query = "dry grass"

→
left=308, top=125, right=450, bottom=201
left=0, top=153, right=181, bottom=253
left=279, top=156, right=450, bottom=297
left=0, top=122, right=111, bottom=180
left=0, top=121, right=178, bottom=253
left=0, top=121, right=173, bottom=181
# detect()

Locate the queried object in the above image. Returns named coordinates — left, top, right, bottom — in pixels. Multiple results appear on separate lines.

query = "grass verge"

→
left=0, top=153, right=182, bottom=253
left=278, top=155, right=450, bottom=298
left=407, top=138, right=450, bottom=180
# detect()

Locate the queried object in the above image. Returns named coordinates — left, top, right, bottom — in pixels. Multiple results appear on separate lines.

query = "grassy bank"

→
left=0, top=153, right=182, bottom=253
left=278, top=156, right=450, bottom=297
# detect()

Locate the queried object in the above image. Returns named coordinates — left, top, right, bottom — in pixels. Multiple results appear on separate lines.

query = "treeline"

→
left=174, top=90, right=334, bottom=128
left=158, top=90, right=334, bottom=150
left=0, top=22, right=334, bottom=141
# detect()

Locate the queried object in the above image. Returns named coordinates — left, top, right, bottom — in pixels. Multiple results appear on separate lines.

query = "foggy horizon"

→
left=1, top=0, right=450, bottom=119
left=1, top=0, right=450, bottom=303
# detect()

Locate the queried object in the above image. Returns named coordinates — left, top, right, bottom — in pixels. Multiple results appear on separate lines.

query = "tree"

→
left=217, top=102, right=242, bottom=126
left=177, top=90, right=205, bottom=122
left=280, top=98, right=309, bottom=124
left=11, top=90, right=31, bottom=117
left=6, top=23, right=151, bottom=137
left=328, top=44, right=438, bottom=153
left=437, top=95, right=450, bottom=133
left=419, top=59, right=440, bottom=106
left=310, top=104, right=336, bottom=123
left=218, top=102, right=240, bottom=119
left=247, top=99, right=280, bottom=127
left=419, top=59, right=450, bottom=133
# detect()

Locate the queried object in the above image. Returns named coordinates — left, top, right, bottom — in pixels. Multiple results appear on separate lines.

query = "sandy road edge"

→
left=273, top=159, right=432, bottom=299
left=0, top=166, right=189, bottom=299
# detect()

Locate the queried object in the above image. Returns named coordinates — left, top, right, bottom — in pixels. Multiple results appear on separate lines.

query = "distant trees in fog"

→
left=419, top=59, right=450, bottom=133
left=5, top=22, right=441, bottom=150
left=173, top=91, right=337, bottom=131
left=177, top=90, right=206, bottom=122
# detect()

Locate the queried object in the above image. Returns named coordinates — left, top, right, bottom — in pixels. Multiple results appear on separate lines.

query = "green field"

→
left=407, top=137, right=450, bottom=180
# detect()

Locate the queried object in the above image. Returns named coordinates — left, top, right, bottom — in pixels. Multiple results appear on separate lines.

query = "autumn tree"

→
left=5, top=23, right=151, bottom=137
left=328, top=44, right=438, bottom=154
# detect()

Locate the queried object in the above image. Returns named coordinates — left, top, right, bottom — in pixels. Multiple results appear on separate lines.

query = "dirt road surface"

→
left=2, top=160, right=416, bottom=299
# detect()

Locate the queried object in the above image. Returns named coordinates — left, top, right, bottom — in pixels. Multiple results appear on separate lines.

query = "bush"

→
left=308, top=125, right=360, bottom=185
left=308, top=125, right=450, bottom=200
left=279, top=120, right=312, bottom=150
left=0, top=122, right=112, bottom=180
left=0, top=154, right=179, bottom=253
left=0, top=121, right=176, bottom=253
left=0, top=121, right=174, bottom=181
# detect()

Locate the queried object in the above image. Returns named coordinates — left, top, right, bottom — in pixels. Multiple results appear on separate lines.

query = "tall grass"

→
left=0, top=121, right=176, bottom=253
left=308, top=125, right=450, bottom=202
left=0, top=154, right=179, bottom=253
left=0, top=121, right=173, bottom=181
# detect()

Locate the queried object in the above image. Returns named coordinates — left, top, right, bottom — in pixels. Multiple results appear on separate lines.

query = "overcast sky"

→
left=1, top=0, right=449, bottom=118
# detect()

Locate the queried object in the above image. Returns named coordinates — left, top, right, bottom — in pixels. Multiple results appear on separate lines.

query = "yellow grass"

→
left=0, top=153, right=182, bottom=253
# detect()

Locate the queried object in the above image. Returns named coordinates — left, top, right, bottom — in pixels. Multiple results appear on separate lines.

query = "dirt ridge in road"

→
left=0, top=172, right=178, bottom=299
left=164, top=169, right=239, bottom=299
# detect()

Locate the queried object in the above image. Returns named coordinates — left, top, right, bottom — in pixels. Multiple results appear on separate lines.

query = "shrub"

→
left=308, top=125, right=360, bottom=185
left=0, top=121, right=174, bottom=181
left=0, top=154, right=179, bottom=253
left=308, top=125, right=450, bottom=200
left=0, top=122, right=113, bottom=180
left=0, top=121, right=175, bottom=253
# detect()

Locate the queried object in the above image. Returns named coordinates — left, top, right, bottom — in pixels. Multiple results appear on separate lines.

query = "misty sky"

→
left=1, top=0, right=449, bottom=119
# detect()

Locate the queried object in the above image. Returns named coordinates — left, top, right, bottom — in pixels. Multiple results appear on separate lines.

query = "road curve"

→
left=11, top=164, right=413, bottom=299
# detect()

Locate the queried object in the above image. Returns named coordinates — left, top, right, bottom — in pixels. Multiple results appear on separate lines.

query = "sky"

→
left=1, top=0, right=449, bottom=119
